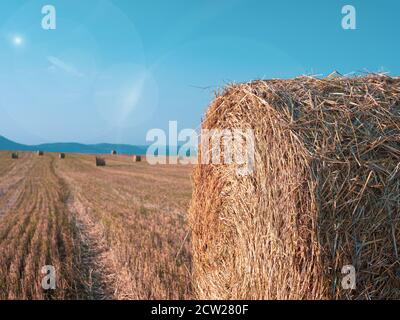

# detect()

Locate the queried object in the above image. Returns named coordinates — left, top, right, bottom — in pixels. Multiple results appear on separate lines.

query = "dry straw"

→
left=96, top=157, right=106, bottom=167
left=189, top=75, right=400, bottom=300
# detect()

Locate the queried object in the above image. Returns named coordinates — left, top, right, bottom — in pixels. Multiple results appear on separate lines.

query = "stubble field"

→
left=0, top=151, right=193, bottom=300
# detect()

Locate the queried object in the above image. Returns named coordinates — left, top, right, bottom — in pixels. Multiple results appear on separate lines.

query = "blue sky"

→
left=0, top=0, right=399, bottom=145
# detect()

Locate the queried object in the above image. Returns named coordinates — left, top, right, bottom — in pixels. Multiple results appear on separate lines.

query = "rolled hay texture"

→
left=189, top=75, right=400, bottom=300
left=96, top=157, right=106, bottom=167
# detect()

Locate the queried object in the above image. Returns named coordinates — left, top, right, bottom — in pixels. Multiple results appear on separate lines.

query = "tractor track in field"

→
left=55, top=155, right=193, bottom=299
left=0, top=151, right=193, bottom=300
left=64, top=190, right=116, bottom=299
left=0, top=154, right=114, bottom=299
left=53, top=160, right=116, bottom=300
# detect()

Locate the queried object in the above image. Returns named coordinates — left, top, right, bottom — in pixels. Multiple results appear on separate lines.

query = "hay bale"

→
left=133, top=155, right=142, bottom=162
left=111, top=150, right=117, bottom=155
left=11, top=153, right=18, bottom=159
left=189, top=75, right=400, bottom=300
left=326, top=70, right=342, bottom=79
left=96, top=157, right=106, bottom=167
left=59, top=153, right=65, bottom=159
left=37, top=151, right=44, bottom=156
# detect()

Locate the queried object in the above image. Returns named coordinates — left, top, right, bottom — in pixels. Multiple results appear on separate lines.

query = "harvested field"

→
left=0, top=152, right=193, bottom=300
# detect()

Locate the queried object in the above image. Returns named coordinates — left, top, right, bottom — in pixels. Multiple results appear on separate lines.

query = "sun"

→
left=13, top=36, right=23, bottom=46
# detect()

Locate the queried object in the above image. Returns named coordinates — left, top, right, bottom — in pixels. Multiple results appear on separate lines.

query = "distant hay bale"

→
left=111, top=150, right=117, bottom=155
left=37, top=151, right=44, bottom=156
left=133, top=155, right=142, bottom=162
left=189, top=75, right=400, bottom=300
left=95, top=157, right=106, bottom=167
left=59, top=153, right=66, bottom=159
left=11, top=153, right=18, bottom=159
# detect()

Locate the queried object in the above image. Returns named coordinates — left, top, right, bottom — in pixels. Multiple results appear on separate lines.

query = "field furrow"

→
left=0, top=152, right=193, bottom=300
left=54, top=154, right=193, bottom=299
left=0, top=153, right=112, bottom=299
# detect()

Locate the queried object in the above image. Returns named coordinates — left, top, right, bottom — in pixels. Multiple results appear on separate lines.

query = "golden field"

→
left=0, top=151, right=193, bottom=300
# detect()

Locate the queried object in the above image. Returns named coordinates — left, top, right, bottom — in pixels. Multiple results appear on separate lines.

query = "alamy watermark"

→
left=342, top=5, right=356, bottom=30
left=41, top=5, right=56, bottom=30
left=146, top=121, right=255, bottom=176
left=41, top=265, right=56, bottom=290
left=341, top=264, right=356, bottom=290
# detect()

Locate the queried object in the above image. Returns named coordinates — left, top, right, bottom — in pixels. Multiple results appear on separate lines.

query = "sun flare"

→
left=13, top=36, right=23, bottom=46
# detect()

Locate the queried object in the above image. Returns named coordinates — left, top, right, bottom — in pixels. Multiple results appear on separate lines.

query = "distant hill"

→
left=0, top=135, right=148, bottom=155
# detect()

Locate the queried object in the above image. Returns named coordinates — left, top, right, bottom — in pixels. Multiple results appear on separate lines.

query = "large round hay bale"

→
left=96, top=157, right=106, bottom=167
left=189, top=75, right=400, bottom=300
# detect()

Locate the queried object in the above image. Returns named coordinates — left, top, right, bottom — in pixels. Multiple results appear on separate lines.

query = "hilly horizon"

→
left=0, top=135, right=149, bottom=155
